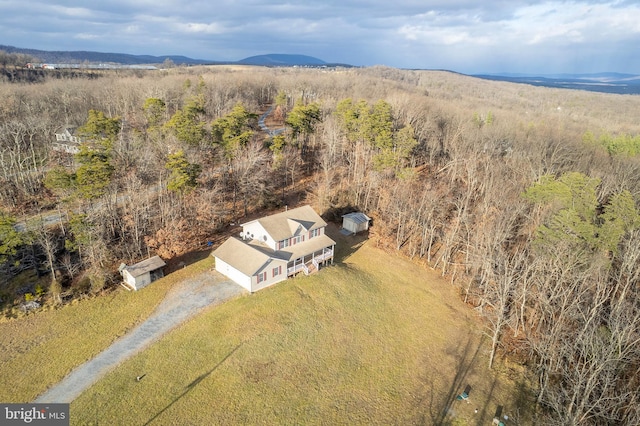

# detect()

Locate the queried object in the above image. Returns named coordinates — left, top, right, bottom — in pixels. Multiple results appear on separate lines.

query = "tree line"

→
left=1, top=65, right=640, bottom=424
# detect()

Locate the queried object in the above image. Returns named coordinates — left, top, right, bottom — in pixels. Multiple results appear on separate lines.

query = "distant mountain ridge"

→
left=0, top=45, right=339, bottom=67
left=0, top=45, right=215, bottom=65
left=473, top=72, right=640, bottom=95
left=238, top=54, right=325, bottom=66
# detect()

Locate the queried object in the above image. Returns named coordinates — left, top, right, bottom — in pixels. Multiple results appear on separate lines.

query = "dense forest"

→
left=1, top=59, right=640, bottom=425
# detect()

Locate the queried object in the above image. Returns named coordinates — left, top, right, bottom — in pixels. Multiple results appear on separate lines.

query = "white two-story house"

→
left=212, top=205, right=336, bottom=293
left=53, top=126, right=83, bottom=154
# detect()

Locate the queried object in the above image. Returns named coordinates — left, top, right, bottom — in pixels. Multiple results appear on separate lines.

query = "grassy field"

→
left=0, top=256, right=215, bottom=403
left=71, top=239, right=534, bottom=425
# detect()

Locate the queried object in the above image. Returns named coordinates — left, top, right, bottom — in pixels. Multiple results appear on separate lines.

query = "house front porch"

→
left=287, top=246, right=334, bottom=276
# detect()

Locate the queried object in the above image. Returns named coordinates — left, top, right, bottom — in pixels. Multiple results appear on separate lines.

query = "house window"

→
left=280, top=239, right=289, bottom=250
left=257, top=271, right=267, bottom=283
left=309, top=228, right=321, bottom=238
left=272, top=265, right=281, bottom=277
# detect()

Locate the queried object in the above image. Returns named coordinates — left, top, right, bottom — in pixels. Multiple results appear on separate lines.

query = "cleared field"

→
left=71, top=240, right=534, bottom=425
left=0, top=256, right=215, bottom=403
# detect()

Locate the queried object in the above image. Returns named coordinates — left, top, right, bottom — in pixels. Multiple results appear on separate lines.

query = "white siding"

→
left=251, top=259, right=288, bottom=292
left=343, top=219, right=358, bottom=234
left=123, top=270, right=136, bottom=288
left=264, top=234, right=277, bottom=250
left=214, top=257, right=252, bottom=291
left=135, top=273, right=152, bottom=290
left=343, top=217, right=368, bottom=234
left=123, top=270, right=151, bottom=291
left=242, top=222, right=277, bottom=250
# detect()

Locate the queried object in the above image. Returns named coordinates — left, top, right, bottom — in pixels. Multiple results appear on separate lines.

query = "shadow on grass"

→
left=490, top=374, right=538, bottom=425
left=435, top=334, right=484, bottom=425
left=411, top=333, right=484, bottom=425
left=474, top=374, right=498, bottom=426
left=143, top=343, right=242, bottom=426
left=417, top=333, right=537, bottom=426
left=165, top=250, right=212, bottom=273
left=324, top=223, right=369, bottom=264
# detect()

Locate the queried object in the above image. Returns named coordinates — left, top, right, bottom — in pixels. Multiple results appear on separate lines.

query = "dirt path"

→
left=258, top=104, right=285, bottom=136
left=34, top=271, right=245, bottom=404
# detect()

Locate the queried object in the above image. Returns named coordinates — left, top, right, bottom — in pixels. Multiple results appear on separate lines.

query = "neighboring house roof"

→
left=343, top=212, right=370, bottom=224
left=242, top=205, right=327, bottom=241
left=213, top=237, right=282, bottom=276
left=57, top=125, right=77, bottom=133
left=123, top=255, right=166, bottom=278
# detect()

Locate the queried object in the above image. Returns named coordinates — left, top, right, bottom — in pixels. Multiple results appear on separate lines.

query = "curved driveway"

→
left=34, top=271, right=244, bottom=403
left=258, top=105, right=286, bottom=136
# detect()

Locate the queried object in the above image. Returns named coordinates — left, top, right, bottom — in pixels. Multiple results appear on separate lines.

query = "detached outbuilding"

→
left=119, top=256, right=166, bottom=291
left=341, top=212, right=371, bottom=235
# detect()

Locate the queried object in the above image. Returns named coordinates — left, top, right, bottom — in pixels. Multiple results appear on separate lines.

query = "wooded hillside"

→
left=1, top=65, right=639, bottom=424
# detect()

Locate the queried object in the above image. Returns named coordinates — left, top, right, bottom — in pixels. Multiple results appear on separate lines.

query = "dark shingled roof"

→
left=124, top=255, right=166, bottom=277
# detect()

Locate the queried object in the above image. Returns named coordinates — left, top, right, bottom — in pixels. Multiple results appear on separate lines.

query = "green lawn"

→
left=71, top=242, right=534, bottom=425
left=0, top=256, right=214, bottom=403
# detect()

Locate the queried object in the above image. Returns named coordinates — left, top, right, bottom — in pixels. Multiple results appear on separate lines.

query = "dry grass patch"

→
left=71, top=243, right=534, bottom=425
left=0, top=256, right=214, bottom=403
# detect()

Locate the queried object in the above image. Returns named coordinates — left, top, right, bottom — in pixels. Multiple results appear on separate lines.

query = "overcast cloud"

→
left=1, top=0, right=639, bottom=74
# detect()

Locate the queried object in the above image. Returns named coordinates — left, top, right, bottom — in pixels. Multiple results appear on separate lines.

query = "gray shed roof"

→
left=124, top=255, right=166, bottom=278
left=342, top=212, right=370, bottom=224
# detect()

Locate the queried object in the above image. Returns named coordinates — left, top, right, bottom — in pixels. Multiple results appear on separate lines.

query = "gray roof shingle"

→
left=343, top=212, right=370, bottom=224
left=213, top=237, right=276, bottom=276
left=124, top=255, right=166, bottom=277
left=241, top=205, right=327, bottom=241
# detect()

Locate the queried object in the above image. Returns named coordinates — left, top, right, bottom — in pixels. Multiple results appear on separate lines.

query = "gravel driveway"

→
left=34, top=270, right=244, bottom=403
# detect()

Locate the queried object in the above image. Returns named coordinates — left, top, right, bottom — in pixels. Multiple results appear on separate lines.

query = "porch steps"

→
left=307, top=263, right=317, bottom=274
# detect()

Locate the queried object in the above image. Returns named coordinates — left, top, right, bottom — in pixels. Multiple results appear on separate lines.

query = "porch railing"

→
left=288, top=248, right=334, bottom=275
left=314, top=248, right=334, bottom=262
left=287, top=263, right=308, bottom=275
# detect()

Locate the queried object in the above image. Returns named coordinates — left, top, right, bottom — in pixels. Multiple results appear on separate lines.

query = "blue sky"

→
left=1, top=0, right=639, bottom=74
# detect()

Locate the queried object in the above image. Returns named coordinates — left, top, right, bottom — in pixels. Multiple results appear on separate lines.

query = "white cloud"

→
left=124, top=25, right=141, bottom=34
left=1, top=0, right=639, bottom=73
left=175, top=22, right=226, bottom=34
left=49, top=5, right=94, bottom=18
left=398, top=24, right=492, bottom=46
left=507, top=2, right=640, bottom=45
left=74, top=33, right=99, bottom=40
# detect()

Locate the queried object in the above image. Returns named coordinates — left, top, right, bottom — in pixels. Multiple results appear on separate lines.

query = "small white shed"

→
left=342, top=212, right=371, bottom=234
left=120, top=256, right=166, bottom=291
